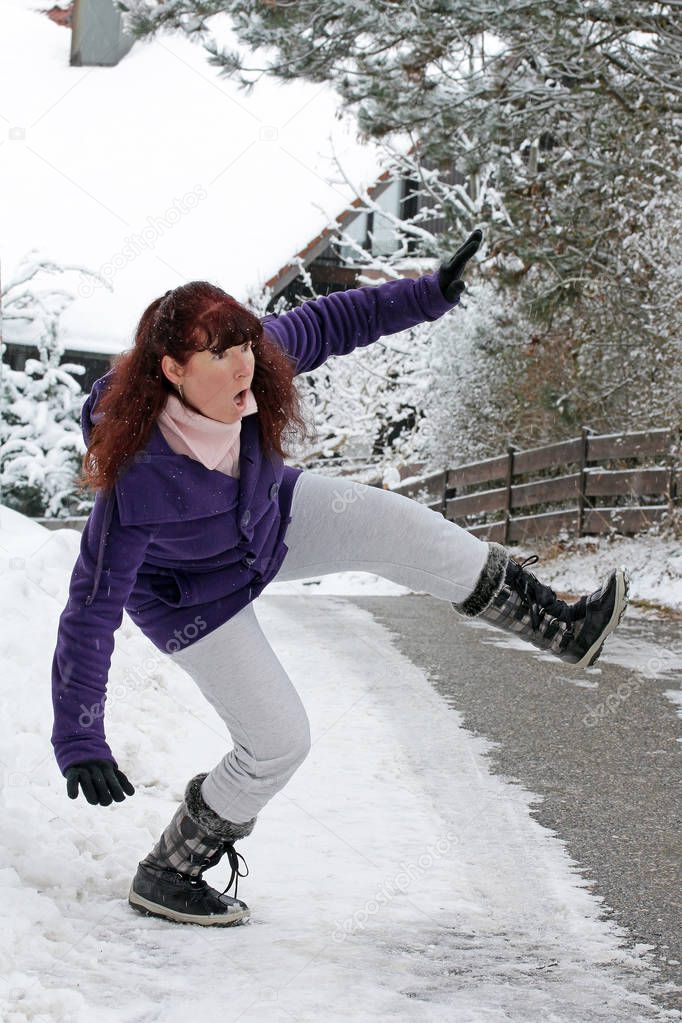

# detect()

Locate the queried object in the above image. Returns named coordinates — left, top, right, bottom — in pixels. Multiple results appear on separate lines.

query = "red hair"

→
left=77, top=282, right=312, bottom=494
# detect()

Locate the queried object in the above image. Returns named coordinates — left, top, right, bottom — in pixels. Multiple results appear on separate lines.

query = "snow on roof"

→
left=1, top=1, right=391, bottom=354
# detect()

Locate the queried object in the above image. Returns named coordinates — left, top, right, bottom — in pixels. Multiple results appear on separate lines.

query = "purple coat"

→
left=50, top=271, right=458, bottom=774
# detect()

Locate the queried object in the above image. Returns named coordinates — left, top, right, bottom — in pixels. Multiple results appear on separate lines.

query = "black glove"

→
left=437, top=229, right=483, bottom=302
left=64, top=758, right=135, bottom=806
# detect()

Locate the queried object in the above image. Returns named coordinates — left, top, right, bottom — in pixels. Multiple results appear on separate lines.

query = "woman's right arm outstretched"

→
left=51, top=487, right=157, bottom=805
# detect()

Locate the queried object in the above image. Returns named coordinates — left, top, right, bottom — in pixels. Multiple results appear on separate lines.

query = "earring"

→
left=177, top=383, right=185, bottom=402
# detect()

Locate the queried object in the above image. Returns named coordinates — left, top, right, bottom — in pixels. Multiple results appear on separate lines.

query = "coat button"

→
left=241, top=509, right=251, bottom=527
left=269, top=482, right=279, bottom=500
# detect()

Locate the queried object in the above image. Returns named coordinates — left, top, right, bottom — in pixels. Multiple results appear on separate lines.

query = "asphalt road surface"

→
left=345, top=594, right=682, bottom=1015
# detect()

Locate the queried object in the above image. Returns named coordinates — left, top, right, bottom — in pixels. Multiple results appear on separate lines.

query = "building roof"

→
left=2, top=1, right=395, bottom=354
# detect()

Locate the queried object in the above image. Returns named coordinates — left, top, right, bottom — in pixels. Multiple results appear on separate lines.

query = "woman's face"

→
left=162, top=339, right=255, bottom=424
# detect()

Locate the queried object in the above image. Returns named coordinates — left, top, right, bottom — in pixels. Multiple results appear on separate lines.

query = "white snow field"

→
left=1, top=506, right=681, bottom=1023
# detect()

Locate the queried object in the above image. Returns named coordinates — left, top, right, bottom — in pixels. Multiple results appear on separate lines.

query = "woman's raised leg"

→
left=273, top=471, right=490, bottom=603
left=273, top=471, right=629, bottom=669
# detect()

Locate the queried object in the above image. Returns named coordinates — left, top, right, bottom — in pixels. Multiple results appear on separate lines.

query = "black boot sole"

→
left=574, top=567, right=630, bottom=668
left=128, top=886, right=250, bottom=927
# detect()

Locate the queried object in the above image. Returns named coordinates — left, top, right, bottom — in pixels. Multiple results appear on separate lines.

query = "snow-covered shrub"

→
left=1, top=252, right=104, bottom=517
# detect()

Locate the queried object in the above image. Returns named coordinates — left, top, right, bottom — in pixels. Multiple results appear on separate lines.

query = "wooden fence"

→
left=384, top=427, right=680, bottom=544
left=33, top=426, right=679, bottom=542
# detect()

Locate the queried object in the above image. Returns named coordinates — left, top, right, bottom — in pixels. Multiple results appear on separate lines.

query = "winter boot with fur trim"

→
left=128, top=772, right=255, bottom=927
left=452, top=543, right=629, bottom=668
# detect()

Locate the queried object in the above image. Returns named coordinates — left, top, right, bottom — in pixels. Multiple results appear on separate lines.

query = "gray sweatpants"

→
left=168, top=471, right=489, bottom=825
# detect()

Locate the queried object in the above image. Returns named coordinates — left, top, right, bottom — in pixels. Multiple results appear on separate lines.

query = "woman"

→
left=50, top=229, right=629, bottom=928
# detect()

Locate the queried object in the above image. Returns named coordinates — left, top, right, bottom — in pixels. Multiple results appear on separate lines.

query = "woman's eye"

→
left=212, top=342, right=250, bottom=360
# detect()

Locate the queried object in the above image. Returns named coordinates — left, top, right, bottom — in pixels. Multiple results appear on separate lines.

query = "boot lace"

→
left=167, top=842, right=249, bottom=903
left=509, top=555, right=576, bottom=637
left=219, top=841, right=249, bottom=901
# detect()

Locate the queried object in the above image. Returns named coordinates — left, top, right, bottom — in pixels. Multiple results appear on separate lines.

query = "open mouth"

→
left=233, top=389, right=247, bottom=408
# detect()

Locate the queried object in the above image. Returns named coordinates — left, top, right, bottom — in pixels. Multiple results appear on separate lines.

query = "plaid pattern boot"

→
left=452, top=542, right=629, bottom=669
left=128, top=772, right=256, bottom=927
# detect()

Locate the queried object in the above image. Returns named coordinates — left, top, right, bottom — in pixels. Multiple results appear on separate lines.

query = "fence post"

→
left=503, top=445, right=515, bottom=544
left=441, top=464, right=449, bottom=518
left=577, top=426, right=591, bottom=537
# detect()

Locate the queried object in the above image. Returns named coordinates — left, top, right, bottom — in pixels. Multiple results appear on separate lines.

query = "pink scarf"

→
left=157, top=389, right=258, bottom=478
